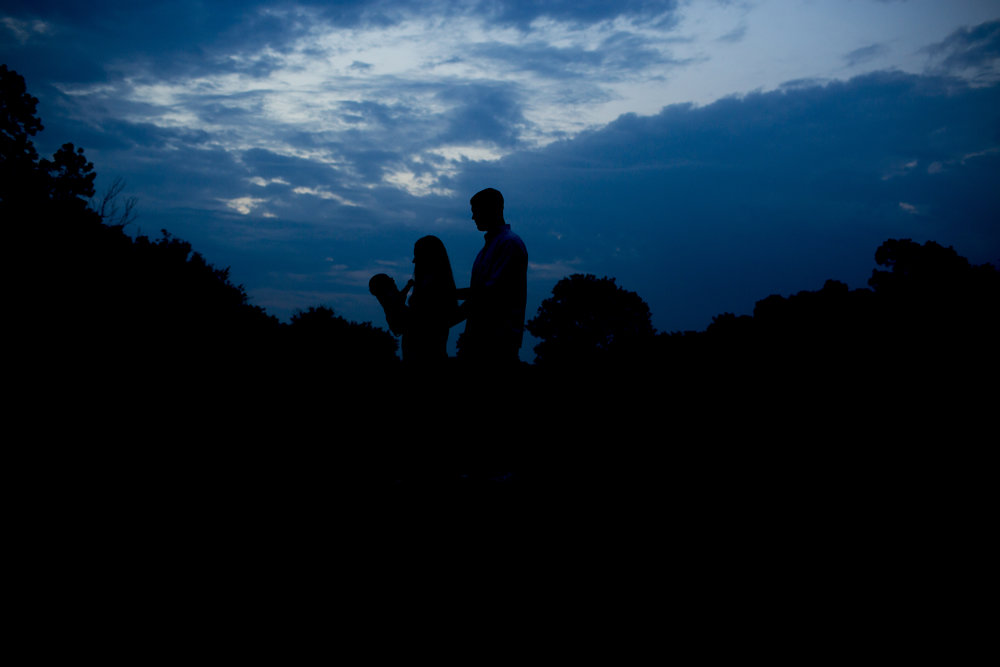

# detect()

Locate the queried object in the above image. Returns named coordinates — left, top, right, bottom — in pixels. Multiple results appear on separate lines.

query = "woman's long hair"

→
left=406, top=236, right=457, bottom=362
left=412, top=235, right=456, bottom=298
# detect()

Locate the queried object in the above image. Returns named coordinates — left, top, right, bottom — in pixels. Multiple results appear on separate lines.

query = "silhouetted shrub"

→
left=527, top=274, right=656, bottom=367
left=868, top=238, right=1000, bottom=350
left=287, top=306, right=399, bottom=370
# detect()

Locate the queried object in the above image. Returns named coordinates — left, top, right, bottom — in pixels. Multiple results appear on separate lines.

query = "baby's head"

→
left=369, top=273, right=398, bottom=297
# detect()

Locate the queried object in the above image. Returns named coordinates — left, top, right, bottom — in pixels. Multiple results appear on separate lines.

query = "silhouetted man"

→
left=456, top=188, right=528, bottom=365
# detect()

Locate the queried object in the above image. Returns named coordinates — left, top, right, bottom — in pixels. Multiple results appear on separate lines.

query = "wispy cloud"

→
left=15, top=1, right=693, bottom=202
left=716, top=23, right=746, bottom=44
left=223, top=196, right=268, bottom=215
left=922, top=19, right=1000, bottom=84
left=1, top=16, right=50, bottom=44
left=844, top=43, right=889, bottom=68
left=529, top=259, right=585, bottom=279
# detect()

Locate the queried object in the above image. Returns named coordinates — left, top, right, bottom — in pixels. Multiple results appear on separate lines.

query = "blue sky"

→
left=3, top=0, right=999, bottom=356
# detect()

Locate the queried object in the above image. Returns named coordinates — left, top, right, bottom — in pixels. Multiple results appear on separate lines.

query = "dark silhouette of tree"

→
left=95, top=177, right=138, bottom=228
left=0, top=65, right=43, bottom=160
left=1, top=64, right=46, bottom=216
left=2, top=67, right=97, bottom=226
left=667, top=239, right=999, bottom=357
left=702, top=312, right=756, bottom=346
left=287, top=306, right=399, bottom=370
left=869, top=238, right=976, bottom=295
left=751, top=279, right=878, bottom=351
left=527, top=274, right=656, bottom=367
left=647, top=238, right=998, bottom=397
left=105, top=230, right=279, bottom=343
left=41, top=143, right=97, bottom=212
left=867, top=238, right=1000, bottom=354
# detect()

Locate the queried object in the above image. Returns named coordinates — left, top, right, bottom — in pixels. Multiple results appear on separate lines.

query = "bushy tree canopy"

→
left=527, top=273, right=656, bottom=366
left=2, top=65, right=98, bottom=223
left=287, top=306, right=399, bottom=368
left=0, top=63, right=43, bottom=164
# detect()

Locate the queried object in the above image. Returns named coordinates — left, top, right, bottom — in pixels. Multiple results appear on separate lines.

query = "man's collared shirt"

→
left=467, top=223, right=528, bottom=353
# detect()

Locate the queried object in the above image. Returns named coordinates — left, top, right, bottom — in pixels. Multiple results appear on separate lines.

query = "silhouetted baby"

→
left=369, top=273, right=413, bottom=336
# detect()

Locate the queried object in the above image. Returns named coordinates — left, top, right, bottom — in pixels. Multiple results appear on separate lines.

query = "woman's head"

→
left=414, top=235, right=448, bottom=262
left=413, top=235, right=455, bottom=287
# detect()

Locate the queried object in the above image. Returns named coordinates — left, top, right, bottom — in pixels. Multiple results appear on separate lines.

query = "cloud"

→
left=843, top=43, right=889, bottom=68
left=3, top=1, right=697, bottom=157
left=468, top=30, right=676, bottom=80
left=10, top=4, right=698, bottom=214
left=467, top=0, right=681, bottom=29
left=434, top=81, right=528, bottom=147
left=529, top=258, right=585, bottom=279
left=1, top=16, right=51, bottom=43
left=223, top=196, right=268, bottom=215
left=922, top=19, right=1000, bottom=84
left=716, top=23, right=747, bottom=44
left=1, top=3, right=295, bottom=84
left=292, top=187, right=360, bottom=206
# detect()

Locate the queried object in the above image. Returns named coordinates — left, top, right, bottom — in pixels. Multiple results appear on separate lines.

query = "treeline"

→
left=529, top=239, right=999, bottom=374
left=526, top=240, right=999, bottom=456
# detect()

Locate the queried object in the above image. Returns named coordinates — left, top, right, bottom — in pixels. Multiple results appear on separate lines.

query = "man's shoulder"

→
left=497, top=227, right=527, bottom=254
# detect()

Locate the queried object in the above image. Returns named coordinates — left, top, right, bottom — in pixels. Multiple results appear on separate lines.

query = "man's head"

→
left=470, top=188, right=504, bottom=232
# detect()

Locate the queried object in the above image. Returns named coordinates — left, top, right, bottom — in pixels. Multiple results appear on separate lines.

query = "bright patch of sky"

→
left=37, top=0, right=1000, bottom=199
left=658, top=0, right=1000, bottom=107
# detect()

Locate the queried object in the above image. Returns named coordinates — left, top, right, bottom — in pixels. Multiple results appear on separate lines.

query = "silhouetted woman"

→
left=402, top=235, right=458, bottom=363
